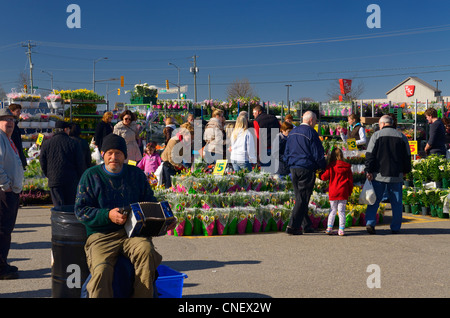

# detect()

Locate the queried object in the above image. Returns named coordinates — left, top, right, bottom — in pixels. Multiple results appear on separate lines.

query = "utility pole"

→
left=190, top=55, right=198, bottom=103
left=433, top=79, right=442, bottom=102
left=22, top=41, right=36, bottom=93
left=208, top=74, right=211, bottom=100
left=285, top=84, right=292, bottom=114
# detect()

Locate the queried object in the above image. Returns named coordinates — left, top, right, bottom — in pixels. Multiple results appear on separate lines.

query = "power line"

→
left=193, top=68, right=450, bottom=86
left=33, top=24, right=450, bottom=52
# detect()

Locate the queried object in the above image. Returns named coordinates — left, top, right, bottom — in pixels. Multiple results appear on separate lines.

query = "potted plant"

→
left=129, top=83, right=158, bottom=104
left=402, top=187, right=412, bottom=213
left=409, top=189, right=420, bottom=215
left=404, top=172, right=413, bottom=187
left=442, top=162, right=450, bottom=189
left=45, top=93, right=63, bottom=109
left=417, top=189, right=430, bottom=215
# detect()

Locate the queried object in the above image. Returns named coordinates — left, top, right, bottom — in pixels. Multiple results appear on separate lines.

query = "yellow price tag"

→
left=347, top=138, right=357, bottom=150
left=409, top=141, right=418, bottom=155
left=213, top=160, right=227, bottom=175
left=127, top=160, right=137, bottom=166
left=36, top=133, right=44, bottom=146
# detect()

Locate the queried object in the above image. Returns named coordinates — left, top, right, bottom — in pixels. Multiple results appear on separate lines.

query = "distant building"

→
left=385, top=76, right=444, bottom=103
left=357, top=76, right=449, bottom=105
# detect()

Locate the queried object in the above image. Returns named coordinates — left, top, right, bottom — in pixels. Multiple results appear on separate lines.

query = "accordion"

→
left=123, top=201, right=175, bottom=237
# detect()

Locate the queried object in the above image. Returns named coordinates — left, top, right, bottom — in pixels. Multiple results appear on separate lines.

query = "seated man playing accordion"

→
left=75, top=134, right=175, bottom=297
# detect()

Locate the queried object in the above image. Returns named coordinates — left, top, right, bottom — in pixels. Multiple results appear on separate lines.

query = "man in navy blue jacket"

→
left=284, top=111, right=326, bottom=235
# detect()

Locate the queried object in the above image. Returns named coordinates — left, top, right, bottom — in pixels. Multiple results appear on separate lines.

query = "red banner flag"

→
left=339, top=79, right=352, bottom=95
left=405, top=85, right=415, bottom=97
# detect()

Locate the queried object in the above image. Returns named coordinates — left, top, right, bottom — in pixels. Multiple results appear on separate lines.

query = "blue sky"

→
left=2, top=0, right=450, bottom=105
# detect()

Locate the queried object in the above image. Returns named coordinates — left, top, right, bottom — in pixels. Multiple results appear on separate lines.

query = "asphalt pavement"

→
left=1, top=204, right=449, bottom=300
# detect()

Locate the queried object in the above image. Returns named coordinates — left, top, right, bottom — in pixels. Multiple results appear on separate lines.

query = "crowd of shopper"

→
left=1, top=103, right=446, bottom=290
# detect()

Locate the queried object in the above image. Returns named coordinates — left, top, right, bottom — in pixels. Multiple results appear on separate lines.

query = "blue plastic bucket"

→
left=155, top=265, right=188, bottom=298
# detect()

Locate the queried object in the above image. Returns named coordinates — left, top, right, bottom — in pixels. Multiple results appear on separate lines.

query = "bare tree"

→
left=326, top=79, right=365, bottom=102
left=226, top=78, right=256, bottom=100
left=17, top=71, right=28, bottom=91
left=0, top=85, right=6, bottom=101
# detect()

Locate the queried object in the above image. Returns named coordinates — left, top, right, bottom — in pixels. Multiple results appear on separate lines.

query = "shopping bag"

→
left=154, top=162, right=164, bottom=186
left=359, top=179, right=376, bottom=205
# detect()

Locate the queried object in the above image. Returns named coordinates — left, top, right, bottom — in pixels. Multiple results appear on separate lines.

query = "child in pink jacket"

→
left=137, top=141, right=161, bottom=175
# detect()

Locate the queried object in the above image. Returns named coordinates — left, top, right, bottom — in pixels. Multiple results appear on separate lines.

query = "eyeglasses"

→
left=123, top=117, right=132, bottom=121
left=0, top=117, right=14, bottom=122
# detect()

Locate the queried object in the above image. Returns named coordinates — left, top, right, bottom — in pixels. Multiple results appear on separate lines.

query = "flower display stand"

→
left=153, top=167, right=384, bottom=237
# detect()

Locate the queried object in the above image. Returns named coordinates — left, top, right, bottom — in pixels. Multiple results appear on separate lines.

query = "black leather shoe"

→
left=7, top=264, right=18, bottom=272
left=0, top=270, right=19, bottom=280
left=366, top=225, right=376, bottom=235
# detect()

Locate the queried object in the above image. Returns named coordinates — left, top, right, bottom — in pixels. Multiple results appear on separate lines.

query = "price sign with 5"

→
left=213, top=160, right=228, bottom=175
left=409, top=141, right=418, bottom=155
left=36, top=133, right=44, bottom=146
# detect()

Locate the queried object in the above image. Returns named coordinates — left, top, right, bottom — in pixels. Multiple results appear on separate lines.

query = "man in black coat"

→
left=39, top=121, right=86, bottom=207
left=252, top=105, right=280, bottom=171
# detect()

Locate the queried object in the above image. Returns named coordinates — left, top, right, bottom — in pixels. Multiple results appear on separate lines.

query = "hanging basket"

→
left=51, top=101, right=63, bottom=109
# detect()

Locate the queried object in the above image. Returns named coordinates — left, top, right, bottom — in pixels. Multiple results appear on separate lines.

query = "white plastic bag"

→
left=27, top=143, right=40, bottom=160
left=91, top=147, right=103, bottom=165
left=155, top=162, right=164, bottom=186
left=359, top=179, right=376, bottom=205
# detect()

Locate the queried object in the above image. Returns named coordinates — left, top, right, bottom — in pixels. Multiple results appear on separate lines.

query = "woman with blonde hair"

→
left=230, top=115, right=257, bottom=172
left=94, top=111, right=113, bottom=151
left=203, top=109, right=225, bottom=163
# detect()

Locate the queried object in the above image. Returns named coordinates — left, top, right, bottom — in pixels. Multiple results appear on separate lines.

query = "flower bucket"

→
left=245, top=215, right=254, bottom=233
left=201, top=214, right=216, bottom=236
left=359, top=212, right=366, bottom=225
left=404, top=180, right=412, bottom=187
left=309, top=214, right=321, bottom=229
left=430, top=205, right=437, bottom=217
left=345, top=213, right=353, bottom=228
left=436, top=206, right=447, bottom=218
left=252, top=211, right=263, bottom=233
left=411, top=204, right=420, bottom=215
left=172, top=213, right=186, bottom=236
left=215, top=213, right=229, bottom=235
left=421, top=206, right=429, bottom=216
left=193, top=214, right=203, bottom=235
left=236, top=214, right=248, bottom=234
left=404, top=204, right=411, bottom=213
left=183, top=214, right=194, bottom=236
left=379, top=211, right=384, bottom=223
left=442, top=178, right=450, bottom=189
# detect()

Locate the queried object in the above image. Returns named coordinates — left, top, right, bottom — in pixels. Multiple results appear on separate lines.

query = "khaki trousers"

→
left=84, top=229, right=162, bottom=298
